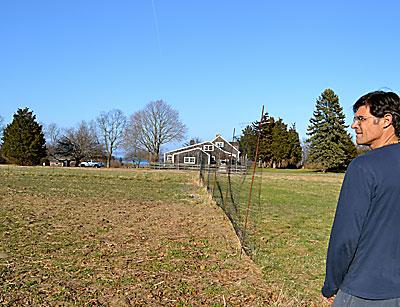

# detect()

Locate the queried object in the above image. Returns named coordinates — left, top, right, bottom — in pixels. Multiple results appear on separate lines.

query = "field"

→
left=0, top=165, right=342, bottom=306
left=203, top=168, right=343, bottom=305
left=253, top=170, right=342, bottom=300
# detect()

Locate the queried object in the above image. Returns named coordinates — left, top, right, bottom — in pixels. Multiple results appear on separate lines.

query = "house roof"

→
left=171, top=146, right=210, bottom=157
left=164, top=134, right=240, bottom=155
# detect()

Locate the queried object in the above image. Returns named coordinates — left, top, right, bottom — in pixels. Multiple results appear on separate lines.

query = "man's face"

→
left=351, top=105, right=384, bottom=148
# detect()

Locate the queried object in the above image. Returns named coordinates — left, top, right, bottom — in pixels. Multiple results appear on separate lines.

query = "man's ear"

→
left=383, top=113, right=393, bottom=128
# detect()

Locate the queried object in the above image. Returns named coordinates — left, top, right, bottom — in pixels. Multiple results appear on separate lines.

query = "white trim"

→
left=213, top=145, right=238, bottom=158
left=166, top=155, right=173, bottom=162
left=172, top=147, right=211, bottom=165
left=163, top=134, right=240, bottom=162
left=215, top=141, right=224, bottom=148
left=170, top=144, right=237, bottom=162
left=184, top=156, right=196, bottom=164
left=203, top=144, right=214, bottom=151
left=211, top=135, right=239, bottom=153
left=165, top=135, right=239, bottom=155
left=164, top=141, right=212, bottom=155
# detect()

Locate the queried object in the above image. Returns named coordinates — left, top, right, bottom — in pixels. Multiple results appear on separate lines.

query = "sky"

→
left=1, top=0, right=400, bottom=151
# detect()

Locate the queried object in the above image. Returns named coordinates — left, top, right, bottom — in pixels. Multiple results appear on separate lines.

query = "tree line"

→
left=0, top=100, right=186, bottom=167
left=1, top=89, right=361, bottom=171
left=239, top=88, right=358, bottom=172
left=239, top=116, right=302, bottom=168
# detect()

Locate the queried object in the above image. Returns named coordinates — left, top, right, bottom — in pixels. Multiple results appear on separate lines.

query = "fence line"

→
left=149, top=160, right=262, bottom=256
left=150, top=162, right=247, bottom=174
left=199, top=162, right=262, bottom=256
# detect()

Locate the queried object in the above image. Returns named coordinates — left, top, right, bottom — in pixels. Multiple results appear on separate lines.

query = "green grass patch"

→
left=204, top=167, right=342, bottom=302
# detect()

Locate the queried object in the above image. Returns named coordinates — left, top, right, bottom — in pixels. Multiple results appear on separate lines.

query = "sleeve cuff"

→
left=321, top=284, right=337, bottom=298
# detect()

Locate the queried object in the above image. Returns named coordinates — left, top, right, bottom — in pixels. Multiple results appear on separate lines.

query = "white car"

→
left=80, top=160, right=104, bottom=168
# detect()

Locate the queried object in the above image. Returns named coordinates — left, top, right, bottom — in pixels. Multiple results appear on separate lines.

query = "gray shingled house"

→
left=163, top=134, right=240, bottom=166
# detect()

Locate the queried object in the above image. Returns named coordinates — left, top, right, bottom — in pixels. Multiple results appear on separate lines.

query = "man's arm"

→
left=322, top=161, right=373, bottom=298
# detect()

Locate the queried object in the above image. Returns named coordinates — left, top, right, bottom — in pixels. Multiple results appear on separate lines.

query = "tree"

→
left=307, top=88, right=356, bottom=172
left=239, top=114, right=302, bottom=168
left=2, top=108, right=46, bottom=165
left=126, top=100, right=186, bottom=162
left=44, top=123, right=62, bottom=160
left=54, top=121, right=102, bottom=166
left=123, top=146, right=148, bottom=167
left=270, top=118, right=290, bottom=167
left=96, top=109, right=126, bottom=168
left=287, top=124, right=303, bottom=167
left=239, top=125, right=258, bottom=161
left=183, top=137, right=202, bottom=146
left=258, top=114, right=275, bottom=166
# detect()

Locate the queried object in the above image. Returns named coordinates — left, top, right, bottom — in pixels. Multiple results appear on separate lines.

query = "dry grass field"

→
left=0, top=165, right=318, bottom=306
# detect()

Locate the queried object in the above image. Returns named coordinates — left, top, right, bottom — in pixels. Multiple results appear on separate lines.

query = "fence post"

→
left=211, top=166, right=217, bottom=199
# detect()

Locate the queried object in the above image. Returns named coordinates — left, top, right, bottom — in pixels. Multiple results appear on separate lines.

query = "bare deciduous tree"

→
left=96, top=109, right=126, bottom=168
left=44, top=123, right=62, bottom=159
left=54, top=121, right=102, bottom=166
left=183, top=137, right=202, bottom=146
left=126, top=100, right=186, bottom=162
left=45, top=123, right=62, bottom=145
left=123, top=129, right=148, bottom=163
left=123, top=146, right=149, bottom=167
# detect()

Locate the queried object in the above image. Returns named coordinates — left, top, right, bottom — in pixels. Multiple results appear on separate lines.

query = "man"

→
left=322, top=91, right=400, bottom=306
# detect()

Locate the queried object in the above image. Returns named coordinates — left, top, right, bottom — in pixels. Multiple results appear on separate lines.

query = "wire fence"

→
left=199, top=162, right=263, bottom=256
left=150, top=162, right=247, bottom=173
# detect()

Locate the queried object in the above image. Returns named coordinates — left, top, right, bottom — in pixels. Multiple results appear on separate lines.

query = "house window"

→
left=215, top=142, right=224, bottom=148
left=184, top=157, right=196, bottom=164
left=203, top=145, right=214, bottom=151
left=166, top=155, right=173, bottom=162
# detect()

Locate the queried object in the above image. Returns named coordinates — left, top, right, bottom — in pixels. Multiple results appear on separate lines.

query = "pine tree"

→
left=270, top=118, right=290, bottom=167
left=239, top=114, right=302, bottom=168
left=258, top=114, right=274, bottom=166
left=2, top=108, right=46, bottom=165
left=287, top=124, right=302, bottom=167
left=239, top=125, right=257, bottom=160
left=307, top=89, right=356, bottom=171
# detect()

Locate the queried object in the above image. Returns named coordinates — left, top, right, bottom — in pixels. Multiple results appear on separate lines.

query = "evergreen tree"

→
left=239, top=125, right=257, bottom=160
left=239, top=114, right=302, bottom=168
left=270, top=118, right=289, bottom=167
left=287, top=124, right=302, bottom=167
left=2, top=108, right=46, bottom=165
left=307, top=89, right=356, bottom=171
left=258, top=114, right=274, bottom=166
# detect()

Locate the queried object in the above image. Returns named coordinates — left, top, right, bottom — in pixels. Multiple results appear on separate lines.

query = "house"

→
left=163, top=134, right=240, bottom=166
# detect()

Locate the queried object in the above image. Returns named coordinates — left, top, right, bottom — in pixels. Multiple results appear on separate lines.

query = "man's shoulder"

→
left=349, top=151, right=372, bottom=168
left=350, top=144, right=400, bottom=170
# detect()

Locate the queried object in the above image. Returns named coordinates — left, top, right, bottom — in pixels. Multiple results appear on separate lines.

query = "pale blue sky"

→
left=1, top=0, right=400, bottom=148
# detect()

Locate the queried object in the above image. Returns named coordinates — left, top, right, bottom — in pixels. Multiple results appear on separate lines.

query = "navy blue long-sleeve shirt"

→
left=322, top=143, right=400, bottom=299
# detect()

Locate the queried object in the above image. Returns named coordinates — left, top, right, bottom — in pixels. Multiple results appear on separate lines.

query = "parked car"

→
left=80, top=160, right=104, bottom=168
